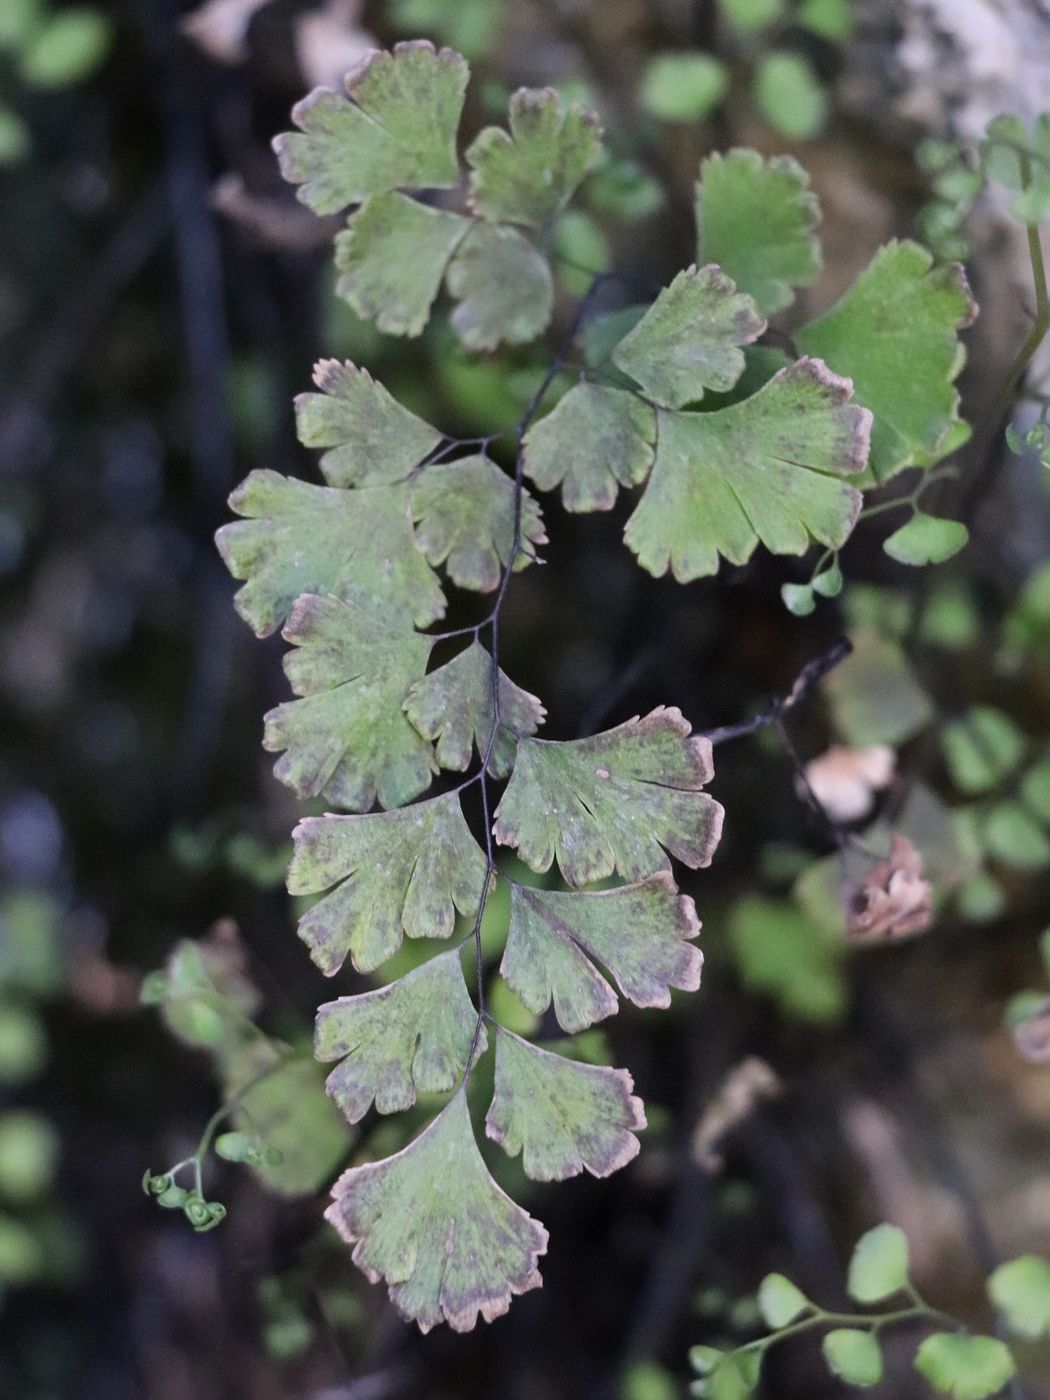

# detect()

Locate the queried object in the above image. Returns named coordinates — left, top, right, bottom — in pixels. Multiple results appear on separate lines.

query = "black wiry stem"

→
left=458, top=278, right=614, bottom=1082
left=701, top=638, right=852, bottom=746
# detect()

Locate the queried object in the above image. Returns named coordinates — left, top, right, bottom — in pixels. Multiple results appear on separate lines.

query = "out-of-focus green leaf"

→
left=638, top=52, right=729, bottom=123
left=823, top=1328, right=882, bottom=1386
left=227, top=1049, right=352, bottom=1197
left=988, top=1255, right=1050, bottom=1339
left=0, top=106, right=29, bottom=164
left=884, top=513, right=968, bottom=566
left=824, top=631, right=934, bottom=745
left=730, top=897, right=846, bottom=1024
left=757, top=1272, right=809, bottom=1326
left=19, top=8, right=111, bottom=88
left=753, top=53, right=827, bottom=140
left=799, top=0, right=852, bottom=40
left=913, top=1332, right=1016, bottom=1398
left=941, top=707, right=1025, bottom=794
left=718, top=0, right=785, bottom=31
left=846, top=1224, right=909, bottom=1302
left=983, top=804, right=1050, bottom=870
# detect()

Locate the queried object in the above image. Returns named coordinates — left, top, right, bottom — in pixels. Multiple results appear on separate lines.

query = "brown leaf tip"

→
left=846, top=834, right=933, bottom=945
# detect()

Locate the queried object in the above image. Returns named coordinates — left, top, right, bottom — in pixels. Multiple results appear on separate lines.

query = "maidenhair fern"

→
left=209, top=40, right=977, bottom=1332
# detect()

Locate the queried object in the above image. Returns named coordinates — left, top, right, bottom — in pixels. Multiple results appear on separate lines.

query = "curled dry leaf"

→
left=802, top=743, right=895, bottom=822
left=294, top=0, right=375, bottom=92
left=691, top=1056, right=781, bottom=1171
left=211, top=174, right=340, bottom=252
left=846, top=835, right=933, bottom=944
left=1012, top=998, right=1050, bottom=1065
left=181, top=0, right=273, bottom=64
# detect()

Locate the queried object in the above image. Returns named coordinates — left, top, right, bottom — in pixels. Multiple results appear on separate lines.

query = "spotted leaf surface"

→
left=288, top=791, right=487, bottom=974
left=796, top=240, right=976, bottom=482
left=625, top=358, right=870, bottom=582
left=523, top=383, right=656, bottom=512
left=411, top=456, right=546, bottom=592
left=334, top=194, right=470, bottom=337
left=502, top=875, right=703, bottom=1032
left=264, top=594, right=436, bottom=811
left=216, top=471, right=445, bottom=635
left=315, top=950, right=482, bottom=1120
left=294, top=358, right=442, bottom=486
left=273, top=41, right=468, bottom=213
left=486, top=1027, right=645, bottom=1179
left=493, top=706, right=723, bottom=887
left=612, top=264, right=766, bottom=409
left=467, top=87, right=602, bottom=227
left=403, top=641, right=545, bottom=777
left=326, top=1089, right=548, bottom=1332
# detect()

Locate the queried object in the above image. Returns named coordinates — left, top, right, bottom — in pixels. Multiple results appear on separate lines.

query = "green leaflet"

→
left=754, top=52, right=827, bottom=141
left=467, top=87, right=602, bottom=227
left=822, top=1329, right=882, bottom=1387
left=988, top=1255, right=1050, bottom=1339
left=334, top=193, right=470, bottom=337
left=942, top=706, right=1024, bottom=794
left=624, top=359, right=870, bottom=582
left=883, top=512, right=969, bottom=566
left=294, top=358, right=442, bottom=486
left=410, top=455, right=547, bottom=592
left=315, top=949, right=482, bottom=1120
left=913, top=1333, right=1016, bottom=1399
left=216, top=470, right=446, bottom=636
left=847, top=1224, right=909, bottom=1303
left=637, top=51, right=729, bottom=123
left=326, top=1089, right=548, bottom=1333
left=287, top=791, right=488, bottom=974
left=502, top=875, right=702, bottom=1033
left=758, top=1273, right=809, bottom=1327
left=695, top=149, right=822, bottom=315
left=612, top=264, right=766, bottom=409
left=824, top=630, right=933, bottom=746
left=225, top=1046, right=352, bottom=1197
left=264, top=594, right=436, bottom=810
left=273, top=41, right=468, bottom=214
left=486, top=1026, right=645, bottom=1180
left=403, top=640, right=545, bottom=777
left=523, top=382, right=656, bottom=513
left=447, top=222, right=554, bottom=350
left=493, top=707, right=723, bottom=887
left=796, top=240, right=976, bottom=483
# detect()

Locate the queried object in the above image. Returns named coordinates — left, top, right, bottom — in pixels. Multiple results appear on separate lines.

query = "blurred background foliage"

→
left=3, top=0, right=1050, bottom=1396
